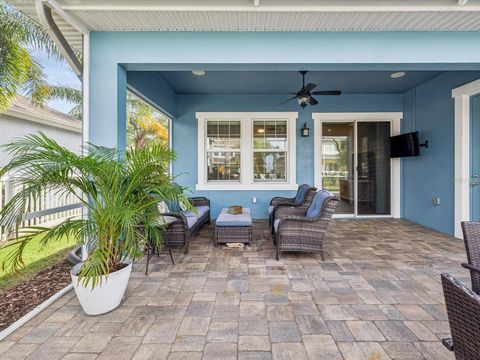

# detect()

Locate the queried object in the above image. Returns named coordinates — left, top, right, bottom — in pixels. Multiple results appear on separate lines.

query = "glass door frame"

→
left=313, top=112, right=402, bottom=219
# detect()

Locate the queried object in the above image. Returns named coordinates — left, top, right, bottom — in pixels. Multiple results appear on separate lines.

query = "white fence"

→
left=0, top=174, right=83, bottom=241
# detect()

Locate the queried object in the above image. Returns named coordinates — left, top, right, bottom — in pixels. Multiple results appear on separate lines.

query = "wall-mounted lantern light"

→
left=301, top=122, right=310, bottom=137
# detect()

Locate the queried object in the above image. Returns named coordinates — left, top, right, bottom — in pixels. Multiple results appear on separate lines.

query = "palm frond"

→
left=0, top=134, right=183, bottom=288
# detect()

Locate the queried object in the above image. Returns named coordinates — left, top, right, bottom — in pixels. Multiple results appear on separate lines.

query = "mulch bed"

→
left=0, top=260, right=72, bottom=331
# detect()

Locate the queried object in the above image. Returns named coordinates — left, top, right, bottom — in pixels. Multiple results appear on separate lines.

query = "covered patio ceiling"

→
left=8, top=0, right=480, bottom=54
left=153, top=70, right=446, bottom=95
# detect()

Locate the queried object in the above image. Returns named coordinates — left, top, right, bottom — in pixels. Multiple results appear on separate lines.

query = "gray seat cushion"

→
left=216, top=208, right=252, bottom=227
left=268, top=205, right=274, bottom=215
left=182, top=205, right=209, bottom=219
left=186, top=216, right=197, bottom=229
left=274, top=219, right=280, bottom=233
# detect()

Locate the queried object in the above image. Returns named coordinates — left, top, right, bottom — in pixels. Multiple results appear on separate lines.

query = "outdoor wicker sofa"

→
left=461, top=221, right=480, bottom=294
left=273, top=190, right=337, bottom=261
left=441, top=272, right=480, bottom=359
left=160, top=196, right=211, bottom=254
left=268, top=184, right=317, bottom=233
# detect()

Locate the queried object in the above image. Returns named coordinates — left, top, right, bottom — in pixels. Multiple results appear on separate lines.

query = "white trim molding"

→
left=196, top=112, right=298, bottom=191
left=452, top=79, right=480, bottom=238
left=313, top=112, right=403, bottom=219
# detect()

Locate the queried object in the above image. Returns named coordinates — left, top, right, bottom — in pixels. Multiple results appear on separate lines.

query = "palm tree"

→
left=0, top=1, right=81, bottom=113
left=0, top=133, right=190, bottom=287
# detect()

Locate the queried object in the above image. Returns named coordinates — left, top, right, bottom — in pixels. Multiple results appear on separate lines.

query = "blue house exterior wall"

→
left=87, top=31, right=480, bottom=234
left=402, top=72, right=480, bottom=235
left=88, top=31, right=480, bottom=151
left=174, top=94, right=403, bottom=219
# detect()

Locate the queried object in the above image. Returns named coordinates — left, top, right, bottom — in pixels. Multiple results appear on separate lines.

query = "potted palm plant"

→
left=0, top=133, right=189, bottom=315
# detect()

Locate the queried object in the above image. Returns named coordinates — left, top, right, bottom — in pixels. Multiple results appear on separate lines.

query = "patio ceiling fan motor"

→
left=280, top=71, right=342, bottom=108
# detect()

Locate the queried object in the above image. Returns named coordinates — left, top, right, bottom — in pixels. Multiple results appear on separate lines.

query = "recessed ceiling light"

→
left=192, top=70, right=206, bottom=76
left=391, top=72, right=406, bottom=79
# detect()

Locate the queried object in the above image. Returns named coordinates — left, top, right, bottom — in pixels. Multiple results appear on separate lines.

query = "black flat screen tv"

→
left=390, top=131, right=420, bottom=158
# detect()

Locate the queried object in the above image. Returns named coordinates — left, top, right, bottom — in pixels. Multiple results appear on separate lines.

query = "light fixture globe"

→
left=390, top=71, right=406, bottom=78
left=298, top=95, right=309, bottom=108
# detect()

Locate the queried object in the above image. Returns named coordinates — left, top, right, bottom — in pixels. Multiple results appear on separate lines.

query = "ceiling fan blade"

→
left=303, top=83, right=317, bottom=92
left=279, top=95, right=298, bottom=105
left=312, top=90, right=342, bottom=96
left=309, top=96, right=319, bottom=106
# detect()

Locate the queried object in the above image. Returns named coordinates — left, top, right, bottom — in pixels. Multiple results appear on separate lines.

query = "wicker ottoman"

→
left=215, top=207, right=252, bottom=246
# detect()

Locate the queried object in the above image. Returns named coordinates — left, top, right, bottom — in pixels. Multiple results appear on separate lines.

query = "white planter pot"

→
left=71, top=260, right=132, bottom=315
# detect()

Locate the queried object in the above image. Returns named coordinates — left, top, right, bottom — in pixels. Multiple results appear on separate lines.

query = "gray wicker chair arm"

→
left=462, top=262, right=480, bottom=274
left=161, top=212, right=189, bottom=227
left=277, top=215, right=327, bottom=230
left=190, top=196, right=210, bottom=207
left=270, top=197, right=295, bottom=206
left=275, top=205, right=307, bottom=219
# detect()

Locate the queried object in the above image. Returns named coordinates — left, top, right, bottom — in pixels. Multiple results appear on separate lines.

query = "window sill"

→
left=195, top=183, right=299, bottom=191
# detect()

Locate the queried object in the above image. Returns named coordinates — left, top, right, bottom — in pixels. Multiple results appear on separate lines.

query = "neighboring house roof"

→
left=3, top=96, right=82, bottom=133
left=8, top=0, right=480, bottom=54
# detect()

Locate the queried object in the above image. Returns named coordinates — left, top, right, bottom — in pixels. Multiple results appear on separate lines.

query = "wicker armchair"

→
left=441, top=273, right=480, bottom=359
left=161, top=196, right=210, bottom=254
left=273, top=192, right=337, bottom=261
left=461, top=221, right=480, bottom=294
left=269, top=185, right=317, bottom=233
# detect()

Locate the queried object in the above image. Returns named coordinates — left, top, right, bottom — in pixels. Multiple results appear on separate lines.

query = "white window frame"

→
left=196, top=112, right=298, bottom=191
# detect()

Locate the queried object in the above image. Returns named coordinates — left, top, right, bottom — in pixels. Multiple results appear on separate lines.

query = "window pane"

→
left=253, top=152, right=287, bottom=181
left=253, top=120, right=287, bottom=150
left=207, top=152, right=241, bottom=181
left=126, top=91, right=170, bottom=150
left=207, top=120, right=241, bottom=150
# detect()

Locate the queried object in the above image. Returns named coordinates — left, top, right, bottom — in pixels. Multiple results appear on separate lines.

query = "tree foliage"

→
left=0, top=1, right=81, bottom=113
left=127, top=93, right=169, bottom=149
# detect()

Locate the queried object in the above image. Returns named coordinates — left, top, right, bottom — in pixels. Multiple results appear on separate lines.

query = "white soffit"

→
left=8, top=0, right=480, bottom=51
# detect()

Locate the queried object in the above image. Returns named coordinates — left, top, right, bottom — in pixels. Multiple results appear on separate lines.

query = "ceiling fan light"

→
left=298, top=95, right=309, bottom=106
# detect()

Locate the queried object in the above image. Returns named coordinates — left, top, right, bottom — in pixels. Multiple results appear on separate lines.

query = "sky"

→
left=30, top=49, right=82, bottom=114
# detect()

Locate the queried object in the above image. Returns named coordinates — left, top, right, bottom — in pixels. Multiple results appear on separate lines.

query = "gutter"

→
left=35, top=0, right=83, bottom=78
left=4, top=107, right=82, bottom=132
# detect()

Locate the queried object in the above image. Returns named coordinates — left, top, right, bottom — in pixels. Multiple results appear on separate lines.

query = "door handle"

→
left=472, top=174, right=479, bottom=187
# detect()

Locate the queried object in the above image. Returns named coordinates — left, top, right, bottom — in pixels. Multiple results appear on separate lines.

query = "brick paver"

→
left=1, top=219, right=468, bottom=359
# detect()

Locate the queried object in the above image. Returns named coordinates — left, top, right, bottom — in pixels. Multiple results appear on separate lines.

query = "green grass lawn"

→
left=0, top=234, right=78, bottom=293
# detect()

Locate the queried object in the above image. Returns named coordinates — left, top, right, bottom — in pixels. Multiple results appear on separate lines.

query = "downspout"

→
left=35, top=0, right=88, bottom=259
left=35, top=0, right=83, bottom=79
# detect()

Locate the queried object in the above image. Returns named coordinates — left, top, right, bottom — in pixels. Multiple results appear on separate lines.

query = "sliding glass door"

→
left=357, top=122, right=391, bottom=215
left=320, top=120, right=391, bottom=217
left=321, top=122, right=355, bottom=215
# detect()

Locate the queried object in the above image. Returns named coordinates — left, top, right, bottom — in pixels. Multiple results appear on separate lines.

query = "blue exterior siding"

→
left=174, top=94, right=403, bottom=219
left=402, top=72, right=480, bottom=235
left=127, top=72, right=177, bottom=118
left=89, top=31, right=480, bottom=150
left=87, top=31, right=480, bottom=234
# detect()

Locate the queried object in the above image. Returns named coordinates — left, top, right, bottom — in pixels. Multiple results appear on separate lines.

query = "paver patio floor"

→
left=0, top=219, right=470, bottom=360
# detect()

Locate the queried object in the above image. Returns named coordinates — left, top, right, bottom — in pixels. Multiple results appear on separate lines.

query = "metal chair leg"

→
left=145, top=245, right=152, bottom=275
left=168, top=247, right=175, bottom=265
